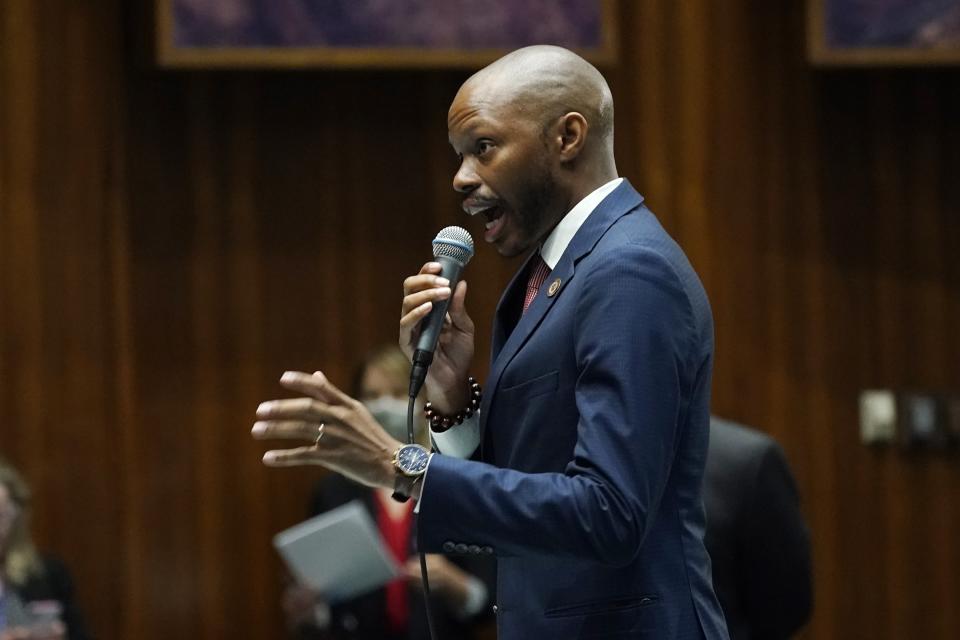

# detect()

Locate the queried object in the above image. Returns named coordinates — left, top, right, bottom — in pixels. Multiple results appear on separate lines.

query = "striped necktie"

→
left=522, top=255, right=551, bottom=315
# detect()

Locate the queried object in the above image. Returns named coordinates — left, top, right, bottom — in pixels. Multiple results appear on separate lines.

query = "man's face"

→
left=360, top=364, right=406, bottom=402
left=0, top=484, right=18, bottom=553
left=447, top=84, right=563, bottom=257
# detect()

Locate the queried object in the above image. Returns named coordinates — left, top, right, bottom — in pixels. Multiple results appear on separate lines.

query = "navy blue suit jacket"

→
left=418, top=180, right=729, bottom=639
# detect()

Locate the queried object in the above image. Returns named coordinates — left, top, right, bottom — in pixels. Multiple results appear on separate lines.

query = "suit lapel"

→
left=490, top=249, right=540, bottom=360
left=481, top=180, right=645, bottom=435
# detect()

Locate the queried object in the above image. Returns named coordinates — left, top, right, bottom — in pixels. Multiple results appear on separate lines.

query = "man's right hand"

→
left=400, top=261, right=475, bottom=413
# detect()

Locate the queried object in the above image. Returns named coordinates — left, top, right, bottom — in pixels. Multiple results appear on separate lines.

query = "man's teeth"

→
left=465, top=204, right=494, bottom=216
left=485, top=217, right=498, bottom=229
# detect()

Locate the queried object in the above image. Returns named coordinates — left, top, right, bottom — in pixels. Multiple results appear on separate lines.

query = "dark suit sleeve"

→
left=418, top=244, right=699, bottom=565
left=741, top=443, right=813, bottom=638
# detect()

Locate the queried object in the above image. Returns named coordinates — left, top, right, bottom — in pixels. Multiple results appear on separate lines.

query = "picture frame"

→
left=808, top=0, right=960, bottom=66
left=156, top=0, right=618, bottom=69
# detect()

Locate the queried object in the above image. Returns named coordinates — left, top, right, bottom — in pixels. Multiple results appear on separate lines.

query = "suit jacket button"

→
left=467, top=545, right=481, bottom=555
left=482, top=546, right=494, bottom=555
left=442, top=541, right=455, bottom=553
left=492, top=605, right=499, bottom=614
left=454, top=543, right=468, bottom=554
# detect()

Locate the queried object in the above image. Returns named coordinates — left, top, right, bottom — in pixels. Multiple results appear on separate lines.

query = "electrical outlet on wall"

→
left=859, top=390, right=897, bottom=444
left=859, top=390, right=960, bottom=450
left=898, top=393, right=943, bottom=447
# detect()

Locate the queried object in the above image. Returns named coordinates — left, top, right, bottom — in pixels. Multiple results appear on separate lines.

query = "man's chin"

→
left=492, top=235, right=533, bottom=258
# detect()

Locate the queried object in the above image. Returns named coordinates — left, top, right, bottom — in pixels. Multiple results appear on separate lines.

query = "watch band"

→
left=391, top=473, right=422, bottom=503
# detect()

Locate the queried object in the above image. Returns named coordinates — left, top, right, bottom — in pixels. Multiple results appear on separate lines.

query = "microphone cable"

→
left=404, top=225, right=473, bottom=640
left=408, top=394, right=439, bottom=640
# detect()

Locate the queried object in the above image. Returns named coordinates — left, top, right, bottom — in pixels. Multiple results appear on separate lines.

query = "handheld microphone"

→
left=409, top=226, right=474, bottom=399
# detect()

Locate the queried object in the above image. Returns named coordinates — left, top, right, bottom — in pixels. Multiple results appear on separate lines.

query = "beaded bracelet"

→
left=425, top=377, right=482, bottom=433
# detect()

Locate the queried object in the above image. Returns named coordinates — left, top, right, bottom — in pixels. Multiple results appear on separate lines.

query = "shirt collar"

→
left=539, top=178, right=623, bottom=269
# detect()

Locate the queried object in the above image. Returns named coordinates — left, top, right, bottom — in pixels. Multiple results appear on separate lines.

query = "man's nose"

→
left=452, top=160, right=479, bottom=194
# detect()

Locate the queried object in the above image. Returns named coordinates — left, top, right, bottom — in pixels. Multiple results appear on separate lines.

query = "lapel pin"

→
left=547, top=278, right=562, bottom=297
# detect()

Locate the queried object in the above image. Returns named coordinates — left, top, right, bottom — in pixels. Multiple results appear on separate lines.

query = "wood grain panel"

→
left=1, top=1, right=958, bottom=639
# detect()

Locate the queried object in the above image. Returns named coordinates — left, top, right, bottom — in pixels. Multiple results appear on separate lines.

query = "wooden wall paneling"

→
left=628, top=0, right=674, bottom=231
left=0, top=0, right=46, bottom=483
left=907, top=73, right=960, bottom=639
left=224, top=75, right=276, bottom=640
left=107, top=40, right=148, bottom=640
left=125, top=61, right=203, bottom=638
left=187, top=74, right=229, bottom=639
left=672, top=0, right=713, bottom=291
left=754, top=0, right=794, bottom=453
left=695, top=0, right=763, bottom=427
left=821, top=69, right=895, bottom=629
left=2, top=1, right=960, bottom=638
left=0, top=2, right=132, bottom=639
left=49, top=1, right=129, bottom=637
left=873, top=74, right=917, bottom=640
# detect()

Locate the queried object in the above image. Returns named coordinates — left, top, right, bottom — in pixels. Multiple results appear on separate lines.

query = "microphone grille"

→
left=432, top=226, right=475, bottom=265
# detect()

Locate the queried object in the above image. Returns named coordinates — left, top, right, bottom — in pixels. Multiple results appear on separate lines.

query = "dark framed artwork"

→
left=156, top=0, right=618, bottom=68
left=808, top=0, right=960, bottom=65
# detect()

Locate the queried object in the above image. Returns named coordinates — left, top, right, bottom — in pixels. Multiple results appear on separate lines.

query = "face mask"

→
left=364, top=395, right=424, bottom=442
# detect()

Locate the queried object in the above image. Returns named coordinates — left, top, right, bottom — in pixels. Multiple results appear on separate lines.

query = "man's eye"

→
left=476, top=141, right=493, bottom=155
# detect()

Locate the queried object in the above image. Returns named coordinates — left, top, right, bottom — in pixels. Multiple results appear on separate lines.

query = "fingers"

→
left=403, top=263, right=444, bottom=292
left=253, top=376, right=345, bottom=443
left=419, top=261, right=443, bottom=276
left=403, top=262, right=450, bottom=299
left=399, top=263, right=458, bottom=356
left=401, top=284, right=451, bottom=324
left=446, top=280, right=473, bottom=331
left=262, top=446, right=325, bottom=467
left=401, top=286, right=452, bottom=316
left=276, top=370, right=355, bottom=407
left=251, top=420, right=323, bottom=441
left=255, top=396, right=332, bottom=423
left=399, top=299, right=433, bottom=333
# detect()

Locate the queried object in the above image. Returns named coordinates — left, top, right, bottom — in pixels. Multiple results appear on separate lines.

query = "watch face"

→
left=396, top=444, right=430, bottom=476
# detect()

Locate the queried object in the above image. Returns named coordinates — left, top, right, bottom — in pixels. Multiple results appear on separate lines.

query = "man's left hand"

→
left=252, top=371, right=403, bottom=489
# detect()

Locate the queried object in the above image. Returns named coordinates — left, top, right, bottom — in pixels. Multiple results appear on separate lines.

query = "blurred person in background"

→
left=0, top=459, right=89, bottom=640
left=281, top=345, right=494, bottom=640
left=703, top=418, right=812, bottom=640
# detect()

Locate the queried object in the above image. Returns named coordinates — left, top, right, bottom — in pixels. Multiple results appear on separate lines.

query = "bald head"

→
left=446, top=46, right=618, bottom=256
left=460, top=45, right=614, bottom=149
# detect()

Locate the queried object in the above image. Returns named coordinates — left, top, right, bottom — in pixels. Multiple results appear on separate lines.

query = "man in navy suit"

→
left=254, top=45, right=729, bottom=639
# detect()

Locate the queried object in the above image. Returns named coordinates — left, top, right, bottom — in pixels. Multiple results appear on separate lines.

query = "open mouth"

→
left=463, top=198, right=508, bottom=243
left=481, top=205, right=507, bottom=243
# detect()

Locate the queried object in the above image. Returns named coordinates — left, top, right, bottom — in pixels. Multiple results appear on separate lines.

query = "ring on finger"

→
left=314, top=423, right=325, bottom=447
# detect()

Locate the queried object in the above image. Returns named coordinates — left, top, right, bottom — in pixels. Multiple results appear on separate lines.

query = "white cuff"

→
left=412, top=453, right=433, bottom=514
left=429, top=412, right=481, bottom=459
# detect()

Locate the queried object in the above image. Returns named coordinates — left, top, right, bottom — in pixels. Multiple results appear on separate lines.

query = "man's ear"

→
left=556, top=112, right=588, bottom=162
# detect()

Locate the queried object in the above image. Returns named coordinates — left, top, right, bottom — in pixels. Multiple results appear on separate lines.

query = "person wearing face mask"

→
left=0, top=458, right=89, bottom=640
left=281, top=345, right=494, bottom=640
